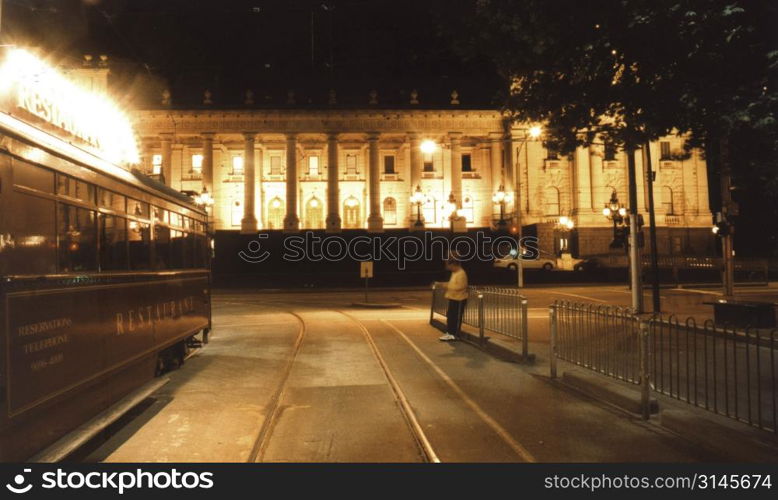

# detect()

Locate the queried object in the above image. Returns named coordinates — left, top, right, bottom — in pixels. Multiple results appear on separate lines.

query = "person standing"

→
left=439, top=256, right=468, bottom=341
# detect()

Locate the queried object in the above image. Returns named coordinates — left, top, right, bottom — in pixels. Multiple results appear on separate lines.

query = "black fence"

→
left=550, top=301, right=777, bottom=433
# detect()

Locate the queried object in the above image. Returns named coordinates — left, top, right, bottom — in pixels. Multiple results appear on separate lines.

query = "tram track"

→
left=242, top=300, right=437, bottom=463
left=249, top=296, right=534, bottom=462
left=246, top=309, right=307, bottom=463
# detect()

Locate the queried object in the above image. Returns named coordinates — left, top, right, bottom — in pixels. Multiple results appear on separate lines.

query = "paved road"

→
left=80, top=284, right=773, bottom=463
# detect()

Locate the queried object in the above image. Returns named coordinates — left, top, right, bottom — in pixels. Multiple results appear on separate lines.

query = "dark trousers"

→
left=446, top=299, right=467, bottom=336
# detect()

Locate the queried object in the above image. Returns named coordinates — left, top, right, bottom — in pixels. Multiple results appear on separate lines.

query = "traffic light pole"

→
left=719, top=138, right=735, bottom=298
left=643, top=143, right=661, bottom=312
left=627, top=149, right=644, bottom=313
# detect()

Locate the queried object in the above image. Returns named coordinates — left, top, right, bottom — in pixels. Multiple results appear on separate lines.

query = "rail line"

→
left=247, top=309, right=307, bottom=462
left=258, top=297, right=534, bottom=462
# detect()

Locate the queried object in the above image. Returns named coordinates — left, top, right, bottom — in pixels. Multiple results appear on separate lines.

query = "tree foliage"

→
left=453, top=0, right=777, bottom=157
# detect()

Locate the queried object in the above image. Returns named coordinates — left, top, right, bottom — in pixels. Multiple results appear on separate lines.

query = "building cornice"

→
left=134, top=108, right=506, bottom=136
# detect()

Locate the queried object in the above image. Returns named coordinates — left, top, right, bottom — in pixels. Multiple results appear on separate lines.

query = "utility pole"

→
left=719, top=137, right=735, bottom=297
left=643, top=142, right=661, bottom=312
left=627, top=148, right=644, bottom=313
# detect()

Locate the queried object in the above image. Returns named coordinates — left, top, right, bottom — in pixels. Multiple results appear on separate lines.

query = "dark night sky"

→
left=1, top=0, right=501, bottom=107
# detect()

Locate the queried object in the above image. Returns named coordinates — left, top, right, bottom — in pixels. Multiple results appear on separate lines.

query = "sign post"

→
left=360, top=261, right=374, bottom=303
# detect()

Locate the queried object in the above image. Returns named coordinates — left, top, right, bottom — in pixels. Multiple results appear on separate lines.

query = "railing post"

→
left=549, top=304, right=558, bottom=378
left=477, top=293, right=485, bottom=346
left=639, top=316, right=651, bottom=420
left=521, top=298, right=529, bottom=360
left=429, top=283, right=436, bottom=324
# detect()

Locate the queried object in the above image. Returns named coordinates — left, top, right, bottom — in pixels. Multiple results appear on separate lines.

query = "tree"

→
left=446, top=0, right=778, bottom=300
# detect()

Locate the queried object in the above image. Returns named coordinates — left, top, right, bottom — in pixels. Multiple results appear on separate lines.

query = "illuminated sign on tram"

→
left=0, top=48, right=139, bottom=166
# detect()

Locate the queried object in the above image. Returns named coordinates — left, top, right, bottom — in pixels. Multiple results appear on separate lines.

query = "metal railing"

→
left=649, top=316, right=777, bottom=434
left=549, top=301, right=778, bottom=432
left=430, top=283, right=529, bottom=358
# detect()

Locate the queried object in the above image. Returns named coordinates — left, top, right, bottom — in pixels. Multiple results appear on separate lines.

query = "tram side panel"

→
left=1, top=272, right=210, bottom=461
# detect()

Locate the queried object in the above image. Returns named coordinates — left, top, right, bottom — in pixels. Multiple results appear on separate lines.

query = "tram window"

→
left=13, top=160, right=54, bottom=192
left=0, top=191, right=56, bottom=275
left=128, top=222, right=151, bottom=270
left=170, top=230, right=185, bottom=268
left=57, top=204, right=98, bottom=272
left=184, top=232, right=196, bottom=268
left=193, top=234, right=207, bottom=268
left=99, top=214, right=128, bottom=270
left=99, top=189, right=126, bottom=213
left=56, top=174, right=96, bottom=204
left=154, top=206, right=167, bottom=223
left=128, top=198, right=149, bottom=219
left=170, top=212, right=183, bottom=227
left=154, top=224, right=171, bottom=269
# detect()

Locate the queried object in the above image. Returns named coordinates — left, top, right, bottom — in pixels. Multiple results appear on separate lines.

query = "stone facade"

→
left=133, top=108, right=714, bottom=257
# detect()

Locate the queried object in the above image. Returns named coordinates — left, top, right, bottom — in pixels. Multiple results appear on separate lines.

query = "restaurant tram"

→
left=0, top=48, right=212, bottom=461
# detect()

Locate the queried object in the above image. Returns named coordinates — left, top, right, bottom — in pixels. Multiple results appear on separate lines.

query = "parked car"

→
left=572, top=258, right=601, bottom=272
left=494, top=250, right=557, bottom=271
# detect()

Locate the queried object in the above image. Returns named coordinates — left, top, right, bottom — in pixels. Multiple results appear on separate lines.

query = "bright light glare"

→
left=528, top=126, right=542, bottom=138
left=0, top=48, right=139, bottom=166
left=420, top=139, right=437, bottom=154
left=602, top=207, right=611, bottom=217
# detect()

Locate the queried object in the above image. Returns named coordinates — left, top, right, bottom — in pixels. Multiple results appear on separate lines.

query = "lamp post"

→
left=410, top=185, right=425, bottom=229
left=603, top=191, right=637, bottom=294
left=555, top=215, right=575, bottom=255
left=492, top=184, right=510, bottom=230
left=602, top=191, right=628, bottom=251
left=445, top=193, right=458, bottom=234
left=512, top=125, right=542, bottom=288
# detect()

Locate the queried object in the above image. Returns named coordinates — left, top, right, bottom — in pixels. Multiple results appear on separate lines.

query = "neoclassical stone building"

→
left=133, top=105, right=714, bottom=257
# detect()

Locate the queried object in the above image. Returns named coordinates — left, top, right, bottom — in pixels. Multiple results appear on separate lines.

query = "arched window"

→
left=662, top=186, right=675, bottom=215
left=383, top=197, right=397, bottom=225
left=267, top=197, right=284, bottom=230
left=545, top=187, right=560, bottom=216
left=304, top=197, right=324, bottom=229
left=343, top=196, right=361, bottom=229
left=422, top=194, right=437, bottom=226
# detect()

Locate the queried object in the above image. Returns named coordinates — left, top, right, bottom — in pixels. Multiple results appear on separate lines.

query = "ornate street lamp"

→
left=603, top=191, right=628, bottom=252
left=492, top=184, right=509, bottom=230
left=555, top=215, right=575, bottom=255
left=410, top=185, right=425, bottom=228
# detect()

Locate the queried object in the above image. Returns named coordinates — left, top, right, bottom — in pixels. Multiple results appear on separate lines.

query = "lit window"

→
left=461, top=154, right=472, bottom=172
left=604, top=142, right=617, bottom=162
left=423, top=152, right=434, bottom=172
left=383, top=155, right=395, bottom=174
left=308, top=155, right=319, bottom=176
left=346, top=154, right=358, bottom=175
left=383, top=197, right=397, bottom=224
left=232, top=156, right=244, bottom=175
left=192, top=154, right=203, bottom=174
left=270, top=156, right=282, bottom=175
left=660, top=141, right=671, bottom=160
left=151, top=154, right=162, bottom=175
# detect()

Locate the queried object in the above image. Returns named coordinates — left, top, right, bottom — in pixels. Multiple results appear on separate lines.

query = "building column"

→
left=201, top=132, right=214, bottom=192
left=367, top=132, right=384, bottom=232
left=409, top=132, right=422, bottom=189
left=160, top=133, right=173, bottom=186
left=573, top=146, right=593, bottom=215
left=283, top=133, right=300, bottom=232
left=241, top=132, right=258, bottom=234
left=407, top=132, right=424, bottom=229
left=449, top=132, right=466, bottom=232
left=589, top=144, right=606, bottom=210
left=326, top=133, right=342, bottom=232
left=489, top=132, right=503, bottom=188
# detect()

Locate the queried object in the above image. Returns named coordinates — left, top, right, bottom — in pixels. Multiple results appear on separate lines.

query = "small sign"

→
left=360, top=261, right=374, bottom=278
